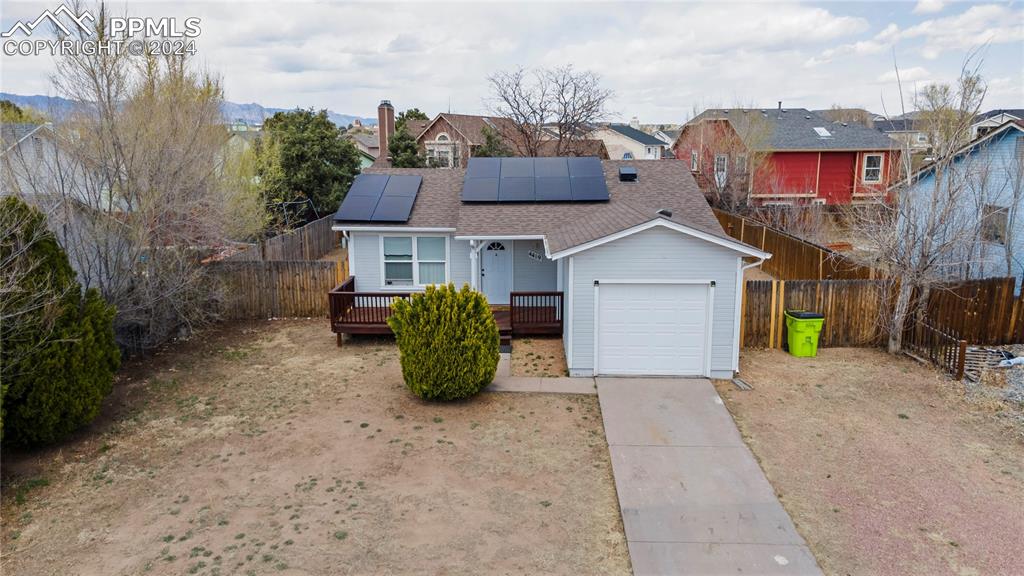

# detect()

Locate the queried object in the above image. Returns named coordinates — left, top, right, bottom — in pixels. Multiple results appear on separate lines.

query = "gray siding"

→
left=349, top=232, right=470, bottom=291
left=512, top=239, right=557, bottom=291
left=568, top=227, right=740, bottom=378
left=450, top=239, right=472, bottom=288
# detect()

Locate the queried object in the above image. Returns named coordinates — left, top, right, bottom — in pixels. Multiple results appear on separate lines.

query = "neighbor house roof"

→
left=688, top=108, right=897, bottom=151
left=875, top=118, right=919, bottom=133
left=347, top=132, right=379, bottom=151
left=416, top=113, right=517, bottom=145
left=336, top=159, right=760, bottom=256
left=902, top=119, right=1024, bottom=188
left=1, top=123, right=50, bottom=154
left=975, top=109, right=1024, bottom=122
left=604, top=123, right=666, bottom=146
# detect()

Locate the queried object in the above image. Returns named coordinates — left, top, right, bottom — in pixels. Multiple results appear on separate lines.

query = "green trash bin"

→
left=784, top=310, right=825, bottom=357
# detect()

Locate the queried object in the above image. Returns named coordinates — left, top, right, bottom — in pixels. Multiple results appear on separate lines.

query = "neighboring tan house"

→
left=673, top=106, right=900, bottom=206
left=903, top=120, right=1024, bottom=286
left=372, top=101, right=609, bottom=167
left=972, top=109, right=1024, bottom=140
left=589, top=123, right=668, bottom=160
left=330, top=157, right=770, bottom=378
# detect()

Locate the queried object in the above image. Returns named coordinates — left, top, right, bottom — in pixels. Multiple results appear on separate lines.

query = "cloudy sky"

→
left=1, top=1, right=1021, bottom=122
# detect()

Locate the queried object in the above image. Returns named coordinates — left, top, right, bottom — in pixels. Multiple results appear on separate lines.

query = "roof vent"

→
left=805, top=115, right=811, bottom=119
left=619, top=166, right=638, bottom=182
left=656, top=208, right=672, bottom=218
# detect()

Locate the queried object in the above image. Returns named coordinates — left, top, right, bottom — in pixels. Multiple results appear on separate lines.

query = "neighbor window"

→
left=623, top=151, right=634, bottom=160
left=383, top=236, right=447, bottom=286
left=862, top=153, right=883, bottom=183
left=916, top=133, right=928, bottom=143
left=982, top=205, right=1009, bottom=245
left=690, top=150, right=699, bottom=171
left=714, top=154, right=728, bottom=188
left=736, top=154, right=748, bottom=173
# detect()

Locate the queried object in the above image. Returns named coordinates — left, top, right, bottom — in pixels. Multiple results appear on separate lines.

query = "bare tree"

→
left=2, top=2, right=257, bottom=349
left=487, top=65, right=612, bottom=157
left=850, top=52, right=988, bottom=353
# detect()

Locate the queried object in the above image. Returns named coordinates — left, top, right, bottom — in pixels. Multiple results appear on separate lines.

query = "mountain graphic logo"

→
left=2, top=4, right=95, bottom=38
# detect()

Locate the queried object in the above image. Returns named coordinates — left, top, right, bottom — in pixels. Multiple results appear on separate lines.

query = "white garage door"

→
left=596, top=282, right=711, bottom=376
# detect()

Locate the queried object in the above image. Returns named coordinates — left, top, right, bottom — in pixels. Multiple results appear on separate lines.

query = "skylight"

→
left=814, top=127, right=832, bottom=138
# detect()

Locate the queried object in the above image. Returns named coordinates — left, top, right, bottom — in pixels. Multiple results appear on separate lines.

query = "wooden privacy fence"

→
left=211, top=260, right=346, bottom=320
left=227, top=215, right=339, bottom=262
left=741, top=276, right=1024, bottom=350
left=713, top=209, right=877, bottom=280
left=741, top=279, right=886, bottom=349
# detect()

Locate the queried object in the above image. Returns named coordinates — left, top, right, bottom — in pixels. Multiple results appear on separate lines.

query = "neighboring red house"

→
left=672, top=106, right=900, bottom=206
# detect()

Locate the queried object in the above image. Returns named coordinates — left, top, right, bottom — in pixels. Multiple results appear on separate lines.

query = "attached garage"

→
left=552, top=220, right=770, bottom=379
left=595, top=281, right=713, bottom=376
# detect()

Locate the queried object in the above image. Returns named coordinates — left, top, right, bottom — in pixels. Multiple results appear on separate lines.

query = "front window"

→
left=862, top=153, right=883, bottom=183
left=383, top=236, right=447, bottom=286
left=982, top=205, right=1009, bottom=245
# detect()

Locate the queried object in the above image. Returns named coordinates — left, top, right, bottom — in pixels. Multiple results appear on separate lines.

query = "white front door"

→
left=596, top=282, right=711, bottom=376
left=481, top=241, right=512, bottom=305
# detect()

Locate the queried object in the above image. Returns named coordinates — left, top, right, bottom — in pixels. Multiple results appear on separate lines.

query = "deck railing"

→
left=329, top=278, right=563, bottom=341
left=329, top=277, right=411, bottom=336
left=510, top=291, right=564, bottom=335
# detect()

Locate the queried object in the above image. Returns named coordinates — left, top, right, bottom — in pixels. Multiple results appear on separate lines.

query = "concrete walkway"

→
left=597, top=378, right=822, bottom=576
left=485, top=353, right=597, bottom=395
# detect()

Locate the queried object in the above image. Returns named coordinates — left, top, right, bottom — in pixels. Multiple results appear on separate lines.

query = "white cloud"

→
left=913, top=0, right=946, bottom=15
left=877, top=67, right=931, bottom=83
left=0, top=1, right=1021, bottom=121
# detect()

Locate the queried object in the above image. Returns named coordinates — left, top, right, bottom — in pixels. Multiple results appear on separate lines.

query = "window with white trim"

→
left=862, top=153, right=883, bottom=183
left=690, top=150, right=698, bottom=171
left=982, top=204, right=1009, bottom=245
left=714, top=154, right=728, bottom=188
left=383, top=236, right=447, bottom=286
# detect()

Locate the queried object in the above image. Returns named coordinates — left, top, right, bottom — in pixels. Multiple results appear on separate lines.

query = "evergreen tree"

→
left=1, top=197, right=120, bottom=445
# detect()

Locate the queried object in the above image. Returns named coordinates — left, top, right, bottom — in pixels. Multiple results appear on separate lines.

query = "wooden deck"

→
left=328, top=277, right=562, bottom=346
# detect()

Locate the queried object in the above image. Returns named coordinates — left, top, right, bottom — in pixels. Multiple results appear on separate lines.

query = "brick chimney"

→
left=378, top=100, right=395, bottom=158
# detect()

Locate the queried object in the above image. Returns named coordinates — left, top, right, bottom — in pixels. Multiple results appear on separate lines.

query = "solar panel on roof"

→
left=461, top=157, right=608, bottom=203
left=500, top=157, right=535, bottom=178
left=334, top=194, right=379, bottom=221
left=567, top=156, right=603, bottom=178
left=372, top=195, right=417, bottom=222
left=570, top=176, right=609, bottom=201
left=462, top=177, right=499, bottom=202
left=533, top=157, right=569, bottom=178
left=498, top=177, right=535, bottom=202
left=535, top=177, right=572, bottom=201
left=334, top=174, right=422, bottom=222
left=382, top=175, right=421, bottom=197
left=466, top=157, right=501, bottom=178
left=347, top=173, right=389, bottom=196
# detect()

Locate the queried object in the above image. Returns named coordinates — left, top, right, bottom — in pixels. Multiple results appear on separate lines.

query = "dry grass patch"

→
left=717, top=348, right=1024, bottom=576
left=1, top=320, right=628, bottom=576
left=511, top=337, right=567, bottom=377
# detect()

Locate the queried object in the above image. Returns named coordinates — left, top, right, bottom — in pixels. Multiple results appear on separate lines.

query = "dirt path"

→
left=2, top=320, right=629, bottom=576
left=717, top=348, right=1024, bottom=576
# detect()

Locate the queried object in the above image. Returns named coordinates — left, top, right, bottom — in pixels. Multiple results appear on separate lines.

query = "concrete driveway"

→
left=597, top=378, right=822, bottom=576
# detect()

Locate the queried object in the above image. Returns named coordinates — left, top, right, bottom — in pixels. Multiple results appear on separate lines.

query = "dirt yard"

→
left=511, top=337, right=568, bottom=377
left=717, top=348, right=1024, bottom=576
left=1, top=320, right=629, bottom=576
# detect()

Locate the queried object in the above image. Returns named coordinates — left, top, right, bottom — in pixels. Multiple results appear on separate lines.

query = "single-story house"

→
left=330, top=157, right=770, bottom=378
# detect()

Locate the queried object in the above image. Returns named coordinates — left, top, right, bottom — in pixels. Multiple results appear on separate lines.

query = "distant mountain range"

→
left=0, top=93, right=377, bottom=128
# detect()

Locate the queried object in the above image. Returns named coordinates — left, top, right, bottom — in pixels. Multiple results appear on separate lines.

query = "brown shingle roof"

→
left=338, top=160, right=750, bottom=254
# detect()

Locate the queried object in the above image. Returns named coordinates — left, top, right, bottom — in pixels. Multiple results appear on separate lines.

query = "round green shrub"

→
left=1, top=197, right=121, bottom=445
left=386, top=283, right=499, bottom=401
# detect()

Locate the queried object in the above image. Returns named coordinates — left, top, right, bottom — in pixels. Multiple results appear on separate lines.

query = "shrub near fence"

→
left=713, top=209, right=877, bottom=280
